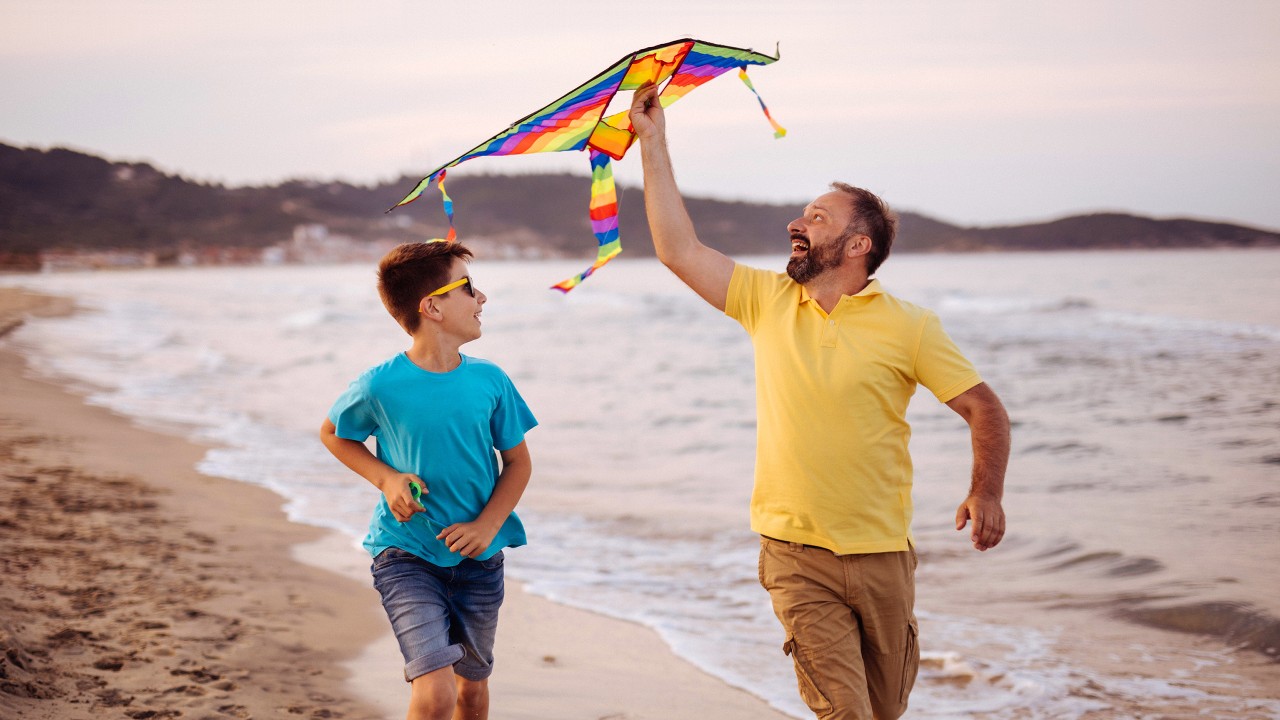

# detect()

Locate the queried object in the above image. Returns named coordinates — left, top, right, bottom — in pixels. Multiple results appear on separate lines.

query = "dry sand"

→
left=0, top=287, right=791, bottom=720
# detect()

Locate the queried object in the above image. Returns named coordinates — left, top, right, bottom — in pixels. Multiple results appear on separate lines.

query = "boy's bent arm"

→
left=438, top=440, right=532, bottom=559
left=631, top=83, right=734, bottom=311
left=319, top=418, right=424, bottom=522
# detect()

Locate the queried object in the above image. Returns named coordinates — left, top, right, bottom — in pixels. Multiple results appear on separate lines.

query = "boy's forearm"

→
left=473, top=452, right=532, bottom=531
left=320, top=425, right=398, bottom=491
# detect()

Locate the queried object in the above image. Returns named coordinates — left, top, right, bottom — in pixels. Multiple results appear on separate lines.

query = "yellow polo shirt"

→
left=725, top=264, right=982, bottom=554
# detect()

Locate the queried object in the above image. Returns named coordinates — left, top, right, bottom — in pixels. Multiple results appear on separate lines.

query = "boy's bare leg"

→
left=408, top=666, right=457, bottom=720
left=453, top=676, right=489, bottom=720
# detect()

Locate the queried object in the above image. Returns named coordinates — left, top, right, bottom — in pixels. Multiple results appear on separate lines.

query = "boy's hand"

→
left=438, top=520, right=500, bottom=559
left=383, top=474, right=426, bottom=522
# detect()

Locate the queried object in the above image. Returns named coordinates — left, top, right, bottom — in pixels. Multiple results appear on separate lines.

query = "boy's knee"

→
left=408, top=694, right=456, bottom=720
left=409, top=668, right=458, bottom=720
left=455, top=676, right=489, bottom=707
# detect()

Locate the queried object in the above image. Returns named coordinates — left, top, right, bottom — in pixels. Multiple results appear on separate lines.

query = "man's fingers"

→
left=632, top=83, right=660, bottom=112
left=976, top=514, right=1005, bottom=550
left=957, top=498, right=1007, bottom=550
left=988, top=517, right=1006, bottom=548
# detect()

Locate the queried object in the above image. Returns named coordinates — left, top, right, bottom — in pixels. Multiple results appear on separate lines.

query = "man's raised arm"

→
left=630, top=83, right=735, bottom=311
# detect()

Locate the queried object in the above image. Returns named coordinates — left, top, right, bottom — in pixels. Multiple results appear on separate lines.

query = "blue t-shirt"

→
left=328, top=353, right=538, bottom=566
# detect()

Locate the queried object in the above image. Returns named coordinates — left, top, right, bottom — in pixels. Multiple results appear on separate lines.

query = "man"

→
left=629, top=83, right=1011, bottom=720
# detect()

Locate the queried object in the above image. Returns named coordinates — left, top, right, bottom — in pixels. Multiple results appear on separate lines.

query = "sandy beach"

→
left=0, top=287, right=791, bottom=720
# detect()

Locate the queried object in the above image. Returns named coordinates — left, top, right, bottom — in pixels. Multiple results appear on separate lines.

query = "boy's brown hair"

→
left=377, top=241, right=474, bottom=334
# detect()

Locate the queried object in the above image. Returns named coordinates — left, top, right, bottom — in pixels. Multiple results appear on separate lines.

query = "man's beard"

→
left=786, top=233, right=847, bottom=284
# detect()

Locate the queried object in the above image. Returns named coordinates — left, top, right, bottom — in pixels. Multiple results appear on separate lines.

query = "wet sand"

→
left=0, top=288, right=791, bottom=720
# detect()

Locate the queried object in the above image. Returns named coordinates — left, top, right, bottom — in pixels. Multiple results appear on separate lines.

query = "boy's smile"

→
left=430, top=260, right=487, bottom=342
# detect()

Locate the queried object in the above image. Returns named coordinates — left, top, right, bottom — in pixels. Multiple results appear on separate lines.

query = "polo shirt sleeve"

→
left=490, top=371, right=539, bottom=452
left=914, top=311, right=983, bottom=403
left=328, top=377, right=379, bottom=442
left=725, top=263, right=769, bottom=334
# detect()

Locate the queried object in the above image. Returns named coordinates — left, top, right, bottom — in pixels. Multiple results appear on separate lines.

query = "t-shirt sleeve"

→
left=914, top=311, right=983, bottom=403
left=725, top=262, right=767, bottom=334
left=490, top=373, right=538, bottom=452
left=327, top=377, right=380, bottom=442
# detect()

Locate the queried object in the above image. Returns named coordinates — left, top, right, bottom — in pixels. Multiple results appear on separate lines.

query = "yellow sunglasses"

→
left=427, top=276, right=475, bottom=298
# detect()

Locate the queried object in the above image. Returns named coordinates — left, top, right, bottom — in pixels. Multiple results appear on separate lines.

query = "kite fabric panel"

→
left=390, top=38, right=785, bottom=292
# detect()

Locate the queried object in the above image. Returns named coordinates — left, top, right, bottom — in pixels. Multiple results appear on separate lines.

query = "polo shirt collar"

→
left=798, top=278, right=885, bottom=306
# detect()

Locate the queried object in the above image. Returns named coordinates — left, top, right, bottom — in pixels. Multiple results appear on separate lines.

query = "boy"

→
left=320, top=240, right=536, bottom=720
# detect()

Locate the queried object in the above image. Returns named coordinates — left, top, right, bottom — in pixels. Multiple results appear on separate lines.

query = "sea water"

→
left=4, top=249, right=1278, bottom=719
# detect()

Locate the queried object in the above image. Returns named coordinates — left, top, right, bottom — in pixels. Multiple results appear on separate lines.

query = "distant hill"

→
left=2, top=142, right=1277, bottom=269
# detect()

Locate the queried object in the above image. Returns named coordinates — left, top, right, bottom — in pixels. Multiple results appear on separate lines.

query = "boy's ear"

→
left=418, top=296, right=443, bottom=322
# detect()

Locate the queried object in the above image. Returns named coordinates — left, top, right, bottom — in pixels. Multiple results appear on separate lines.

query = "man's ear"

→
left=845, top=234, right=872, bottom=259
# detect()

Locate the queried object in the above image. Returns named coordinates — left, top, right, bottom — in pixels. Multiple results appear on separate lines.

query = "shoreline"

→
left=0, top=288, right=793, bottom=720
left=0, top=290, right=388, bottom=719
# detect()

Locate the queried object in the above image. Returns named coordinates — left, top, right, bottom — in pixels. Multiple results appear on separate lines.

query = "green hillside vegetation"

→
left=2, top=142, right=1277, bottom=270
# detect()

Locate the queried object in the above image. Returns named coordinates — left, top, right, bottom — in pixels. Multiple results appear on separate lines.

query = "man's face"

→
left=786, top=191, right=854, bottom=284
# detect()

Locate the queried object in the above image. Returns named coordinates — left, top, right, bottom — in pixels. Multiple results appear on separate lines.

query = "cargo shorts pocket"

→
left=899, top=620, right=919, bottom=704
left=783, top=636, right=833, bottom=716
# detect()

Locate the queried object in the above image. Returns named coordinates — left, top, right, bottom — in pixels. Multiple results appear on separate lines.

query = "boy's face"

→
left=422, top=257, right=486, bottom=343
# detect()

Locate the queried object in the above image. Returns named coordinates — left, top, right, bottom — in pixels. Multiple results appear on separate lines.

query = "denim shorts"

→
left=370, top=546, right=505, bottom=682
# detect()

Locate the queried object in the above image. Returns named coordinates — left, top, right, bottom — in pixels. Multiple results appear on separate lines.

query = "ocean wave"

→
left=1098, top=311, right=1280, bottom=342
left=938, top=293, right=1095, bottom=315
left=1040, top=550, right=1167, bottom=578
left=1117, top=601, right=1280, bottom=661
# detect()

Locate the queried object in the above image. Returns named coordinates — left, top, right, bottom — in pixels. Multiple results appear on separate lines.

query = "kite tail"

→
left=738, top=67, right=787, bottom=138
left=437, top=169, right=457, bottom=243
left=394, top=169, right=458, bottom=243
left=551, top=150, right=622, bottom=293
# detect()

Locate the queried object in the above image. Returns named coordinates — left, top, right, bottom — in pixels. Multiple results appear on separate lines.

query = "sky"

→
left=2, top=1, right=1278, bottom=230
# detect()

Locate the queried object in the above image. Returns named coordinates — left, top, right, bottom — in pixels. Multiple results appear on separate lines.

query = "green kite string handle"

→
left=407, top=481, right=444, bottom=535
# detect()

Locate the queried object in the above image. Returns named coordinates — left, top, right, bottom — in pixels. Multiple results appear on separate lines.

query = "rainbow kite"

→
left=390, top=38, right=785, bottom=292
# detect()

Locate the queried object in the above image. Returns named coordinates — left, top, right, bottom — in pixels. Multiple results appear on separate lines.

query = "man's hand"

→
left=630, top=82, right=665, bottom=142
left=438, top=520, right=500, bottom=559
left=382, top=474, right=426, bottom=522
left=945, top=384, right=1010, bottom=552
left=955, top=494, right=1005, bottom=551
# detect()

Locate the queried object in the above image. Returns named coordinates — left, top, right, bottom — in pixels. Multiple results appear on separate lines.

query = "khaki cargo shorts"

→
left=758, top=537, right=919, bottom=720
